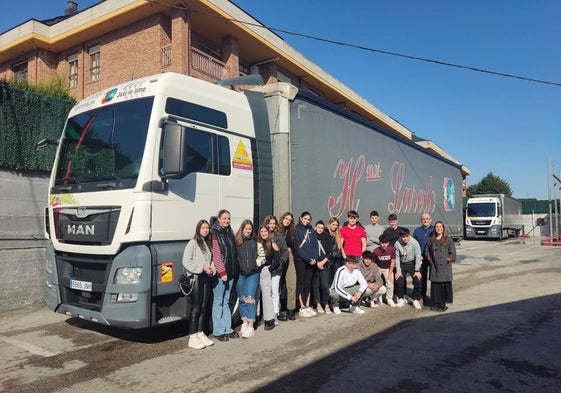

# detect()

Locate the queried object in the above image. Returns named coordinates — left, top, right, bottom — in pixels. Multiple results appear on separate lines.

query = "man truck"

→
left=42, top=72, right=464, bottom=328
left=464, top=194, right=523, bottom=240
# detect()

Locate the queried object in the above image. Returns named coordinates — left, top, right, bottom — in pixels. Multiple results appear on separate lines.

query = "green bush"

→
left=0, top=80, right=75, bottom=171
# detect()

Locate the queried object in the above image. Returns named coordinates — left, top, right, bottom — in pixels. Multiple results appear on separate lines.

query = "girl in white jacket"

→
left=183, top=219, right=216, bottom=349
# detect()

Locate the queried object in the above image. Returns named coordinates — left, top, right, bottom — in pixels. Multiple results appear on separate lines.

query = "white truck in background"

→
left=41, top=72, right=465, bottom=328
left=464, top=194, right=523, bottom=240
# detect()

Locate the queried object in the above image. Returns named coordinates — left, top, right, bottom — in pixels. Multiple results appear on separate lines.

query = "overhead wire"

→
left=144, top=0, right=561, bottom=88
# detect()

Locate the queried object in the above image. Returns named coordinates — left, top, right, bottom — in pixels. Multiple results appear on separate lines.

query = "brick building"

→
left=0, top=0, right=469, bottom=181
left=1, top=0, right=416, bottom=135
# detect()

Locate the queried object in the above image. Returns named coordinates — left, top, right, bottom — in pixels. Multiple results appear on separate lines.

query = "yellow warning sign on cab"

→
left=232, top=140, right=253, bottom=170
left=161, top=262, right=174, bottom=283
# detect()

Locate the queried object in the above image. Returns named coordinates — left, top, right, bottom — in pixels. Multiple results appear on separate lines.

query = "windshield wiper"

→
left=97, top=174, right=123, bottom=190
left=59, top=176, right=82, bottom=192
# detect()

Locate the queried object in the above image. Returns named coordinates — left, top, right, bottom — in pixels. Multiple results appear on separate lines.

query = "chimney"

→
left=64, top=1, right=78, bottom=16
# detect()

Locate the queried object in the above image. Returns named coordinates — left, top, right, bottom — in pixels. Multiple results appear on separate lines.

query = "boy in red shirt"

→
left=340, top=210, right=366, bottom=261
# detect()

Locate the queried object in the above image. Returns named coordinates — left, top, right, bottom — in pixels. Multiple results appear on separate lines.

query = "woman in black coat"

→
left=425, top=221, right=456, bottom=312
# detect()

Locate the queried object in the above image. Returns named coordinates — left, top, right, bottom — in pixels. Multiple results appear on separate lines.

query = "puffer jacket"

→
left=238, top=237, right=260, bottom=275
left=211, top=223, right=239, bottom=279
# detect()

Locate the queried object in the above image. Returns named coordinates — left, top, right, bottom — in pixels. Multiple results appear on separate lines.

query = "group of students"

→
left=181, top=208, right=457, bottom=350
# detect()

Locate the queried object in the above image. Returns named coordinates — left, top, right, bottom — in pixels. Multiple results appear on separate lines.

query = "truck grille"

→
left=56, top=253, right=113, bottom=311
left=54, top=206, right=120, bottom=245
left=471, top=219, right=492, bottom=226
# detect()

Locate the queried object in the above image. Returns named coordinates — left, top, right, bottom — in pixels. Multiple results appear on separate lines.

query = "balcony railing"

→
left=161, top=45, right=172, bottom=67
left=191, top=47, right=225, bottom=79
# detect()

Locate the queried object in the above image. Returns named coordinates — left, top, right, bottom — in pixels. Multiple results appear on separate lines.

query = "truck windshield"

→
left=467, top=203, right=496, bottom=217
left=53, top=97, right=154, bottom=192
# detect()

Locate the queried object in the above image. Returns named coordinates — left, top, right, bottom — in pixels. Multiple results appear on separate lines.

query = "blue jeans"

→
left=212, top=277, right=234, bottom=336
left=237, top=272, right=260, bottom=323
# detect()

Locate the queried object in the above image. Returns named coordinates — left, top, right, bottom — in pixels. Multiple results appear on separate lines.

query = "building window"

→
left=88, top=45, right=100, bottom=81
left=68, top=53, right=78, bottom=88
left=192, top=34, right=222, bottom=59
left=12, top=61, right=28, bottom=81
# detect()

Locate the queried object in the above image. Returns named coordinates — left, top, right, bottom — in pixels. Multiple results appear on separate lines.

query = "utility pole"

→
left=554, top=169, right=561, bottom=239
left=547, top=157, right=553, bottom=239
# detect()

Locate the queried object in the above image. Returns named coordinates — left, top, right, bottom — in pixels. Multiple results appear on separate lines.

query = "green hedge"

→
left=0, top=82, right=74, bottom=171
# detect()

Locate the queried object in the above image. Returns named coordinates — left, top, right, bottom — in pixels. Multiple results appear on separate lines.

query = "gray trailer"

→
left=257, top=83, right=464, bottom=239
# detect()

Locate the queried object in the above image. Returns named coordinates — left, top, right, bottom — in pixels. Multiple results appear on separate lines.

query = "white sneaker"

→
left=370, top=299, right=381, bottom=308
left=240, top=323, right=249, bottom=336
left=325, top=307, right=333, bottom=314
left=386, top=298, right=397, bottom=307
left=188, top=334, right=205, bottom=349
left=315, top=306, right=325, bottom=314
left=396, top=298, right=406, bottom=307
left=412, top=299, right=422, bottom=310
left=197, top=332, right=214, bottom=346
left=352, top=306, right=365, bottom=314
left=307, top=307, right=317, bottom=316
left=333, top=306, right=342, bottom=315
left=299, top=308, right=313, bottom=318
left=242, top=326, right=255, bottom=338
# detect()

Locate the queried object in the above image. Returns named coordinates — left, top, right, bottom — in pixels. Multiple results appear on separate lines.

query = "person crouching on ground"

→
left=394, top=228, right=423, bottom=310
left=357, top=250, right=387, bottom=308
left=329, top=257, right=368, bottom=314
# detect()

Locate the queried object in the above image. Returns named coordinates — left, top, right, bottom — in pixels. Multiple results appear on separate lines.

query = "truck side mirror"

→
left=35, top=138, right=59, bottom=151
left=160, top=123, right=185, bottom=179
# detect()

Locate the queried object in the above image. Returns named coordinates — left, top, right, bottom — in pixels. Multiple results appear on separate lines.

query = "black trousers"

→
left=295, top=257, right=314, bottom=307
left=420, top=257, right=429, bottom=299
left=394, top=262, right=422, bottom=300
left=312, top=264, right=331, bottom=307
left=188, top=273, right=212, bottom=334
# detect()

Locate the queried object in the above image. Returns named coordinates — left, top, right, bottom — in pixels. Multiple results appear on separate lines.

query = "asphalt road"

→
left=1, top=239, right=560, bottom=393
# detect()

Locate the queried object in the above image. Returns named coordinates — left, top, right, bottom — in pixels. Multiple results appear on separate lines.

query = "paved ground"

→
left=1, top=238, right=560, bottom=392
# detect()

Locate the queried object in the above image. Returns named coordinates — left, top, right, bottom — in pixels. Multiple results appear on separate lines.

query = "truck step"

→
left=157, top=316, right=182, bottom=324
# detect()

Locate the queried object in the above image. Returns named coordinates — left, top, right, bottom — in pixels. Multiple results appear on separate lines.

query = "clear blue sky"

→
left=2, top=1, right=560, bottom=200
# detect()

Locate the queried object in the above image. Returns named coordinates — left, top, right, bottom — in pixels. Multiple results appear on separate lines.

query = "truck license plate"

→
left=70, top=279, right=93, bottom=292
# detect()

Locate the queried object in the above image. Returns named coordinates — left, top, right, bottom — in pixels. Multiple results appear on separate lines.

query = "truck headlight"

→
left=45, top=259, right=54, bottom=275
left=114, top=267, right=142, bottom=284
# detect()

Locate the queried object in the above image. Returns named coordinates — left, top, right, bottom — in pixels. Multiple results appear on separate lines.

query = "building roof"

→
left=0, top=0, right=469, bottom=175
